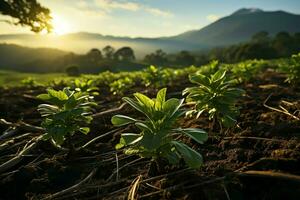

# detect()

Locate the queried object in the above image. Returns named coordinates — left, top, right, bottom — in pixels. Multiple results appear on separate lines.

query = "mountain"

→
left=0, top=8, right=300, bottom=58
left=0, top=32, right=199, bottom=58
left=172, top=8, right=300, bottom=46
left=0, top=43, right=148, bottom=73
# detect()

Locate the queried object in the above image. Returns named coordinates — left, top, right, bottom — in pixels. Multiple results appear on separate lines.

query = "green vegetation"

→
left=0, top=70, right=67, bottom=86
left=112, top=88, right=208, bottom=169
left=278, top=53, right=300, bottom=85
left=37, top=88, right=96, bottom=149
left=71, top=78, right=99, bottom=96
left=183, top=69, right=244, bottom=128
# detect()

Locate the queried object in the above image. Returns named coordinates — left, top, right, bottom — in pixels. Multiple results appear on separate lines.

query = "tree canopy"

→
left=0, top=0, right=52, bottom=33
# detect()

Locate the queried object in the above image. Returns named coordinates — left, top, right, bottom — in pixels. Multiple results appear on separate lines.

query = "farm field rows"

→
left=0, top=55, right=299, bottom=200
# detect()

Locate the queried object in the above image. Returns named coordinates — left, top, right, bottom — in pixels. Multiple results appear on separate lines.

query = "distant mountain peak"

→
left=232, top=8, right=264, bottom=16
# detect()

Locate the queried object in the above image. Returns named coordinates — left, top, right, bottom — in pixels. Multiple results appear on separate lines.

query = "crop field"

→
left=0, top=54, right=300, bottom=200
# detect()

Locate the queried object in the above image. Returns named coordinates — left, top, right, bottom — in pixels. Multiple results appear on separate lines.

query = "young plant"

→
left=142, top=65, right=164, bottom=87
left=279, top=53, right=300, bottom=85
left=109, top=77, right=135, bottom=95
left=183, top=69, right=244, bottom=128
left=37, top=88, right=96, bottom=149
left=21, top=77, right=40, bottom=88
left=111, top=88, right=208, bottom=169
left=72, top=78, right=99, bottom=96
left=230, top=59, right=267, bottom=84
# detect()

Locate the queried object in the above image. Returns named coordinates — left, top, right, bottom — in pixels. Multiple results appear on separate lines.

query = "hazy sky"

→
left=1, top=0, right=300, bottom=37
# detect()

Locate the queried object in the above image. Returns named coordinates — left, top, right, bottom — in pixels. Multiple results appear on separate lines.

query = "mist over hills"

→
left=1, top=8, right=300, bottom=58
left=0, top=8, right=300, bottom=73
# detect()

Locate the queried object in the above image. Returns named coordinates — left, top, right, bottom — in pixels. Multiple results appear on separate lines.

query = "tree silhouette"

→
left=65, top=65, right=80, bottom=76
left=252, top=31, right=270, bottom=44
left=86, top=48, right=102, bottom=64
left=273, top=32, right=293, bottom=56
left=0, top=0, right=52, bottom=33
left=175, top=51, right=195, bottom=66
left=114, top=47, right=135, bottom=61
left=144, top=49, right=168, bottom=65
left=102, top=45, right=115, bottom=59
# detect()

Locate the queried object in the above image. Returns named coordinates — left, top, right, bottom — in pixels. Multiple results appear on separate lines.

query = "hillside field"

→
left=0, top=55, right=299, bottom=200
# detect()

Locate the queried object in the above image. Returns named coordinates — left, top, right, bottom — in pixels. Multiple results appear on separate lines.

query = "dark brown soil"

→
left=0, top=69, right=299, bottom=200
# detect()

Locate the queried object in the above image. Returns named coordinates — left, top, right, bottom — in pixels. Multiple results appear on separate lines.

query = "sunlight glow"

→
left=52, top=14, right=71, bottom=35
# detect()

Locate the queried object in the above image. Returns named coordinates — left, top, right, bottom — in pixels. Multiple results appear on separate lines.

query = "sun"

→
left=51, top=14, right=70, bottom=35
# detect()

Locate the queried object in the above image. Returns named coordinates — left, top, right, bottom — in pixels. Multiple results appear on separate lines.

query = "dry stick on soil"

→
left=0, top=133, right=32, bottom=152
left=106, top=158, right=144, bottom=182
left=222, top=136, right=286, bottom=143
left=234, top=157, right=298, bottom=173
left=42, top=168, right=98, bottom=200
left=222, top=182, right=231, bottom=200
left=115, top=153, right=119, bottom=181
left=128, top=175, right=142, bottom=200
left=76, top=128, right=124, bottom=151
left=263, top=93, right=300, bottom=121
left=84, top=168, right=192, bottom=199
left=234, top=170, right=300, bottom=183
left=92, top=102, right=127, bottom=118
left=0, top=127, right=19, bottom=140
left=0, top=118, right=44, bottom=132
left=0, top=135, right=43, bottom=174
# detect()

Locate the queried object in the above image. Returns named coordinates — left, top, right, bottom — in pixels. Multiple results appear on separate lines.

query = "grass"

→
left=0, top=70, right=70, bottom=86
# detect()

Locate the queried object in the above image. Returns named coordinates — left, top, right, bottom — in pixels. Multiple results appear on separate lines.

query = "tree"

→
left=86, top=48, right=102, bottom=64
left=0, top=0, right=52, bottom=33
left=65, top=65, right=80, bottom=76
left=252, top=31, right=270, bottom=44
left=175, top=51, right=195, bottom=66
left=144, top=49, right=168, bottom=65
left=272, top=32, right=293, bottom=57
left=114, top=47, right=135, bottom=61
left=102, top=45, right=115, bottom=59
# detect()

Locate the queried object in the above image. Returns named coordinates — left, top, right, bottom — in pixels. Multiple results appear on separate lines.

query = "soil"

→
left=0, top=68, right=300, bottom=200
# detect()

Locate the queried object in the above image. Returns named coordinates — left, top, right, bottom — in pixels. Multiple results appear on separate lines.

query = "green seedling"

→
left=112, top=88, right=208, bottom=169
left=37, top=88, right=96, bottom=149
left=72, top=78, right=99, bottom=96
left=183, top=69, right=244, bottom=128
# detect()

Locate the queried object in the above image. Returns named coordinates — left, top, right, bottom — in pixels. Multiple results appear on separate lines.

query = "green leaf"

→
left=135, top=122, right=152, bottom=133
left=176, top=128, right=208, bottom=144
left=111, top=115, right=137, bottom=126
left=134, top=92, right=154, bottom=109
left=165, top=150, right=180, bottom=164
left=51, top=133, right=65, bottom=146
left=79, top=127, right=90, bottom=135
left=189, top=74, right=210, bottom=86
left=122, top=133, right=142, bottom=145
left=48, top=89, right=69, bottom=101
left=123, top=97, right=147, bottom=115
left=155, top=88, right=167, bottom=110
left=116, top=133, right=142, bottom=150
left=211, top=69, right=226, bottom=82
left=172, top=141, right=203, bottom=169
left=163, top=98, right=184, bottom=118
left=221, top=115, right=236, bottom=128
left=37, top=94, right=51, bottom=101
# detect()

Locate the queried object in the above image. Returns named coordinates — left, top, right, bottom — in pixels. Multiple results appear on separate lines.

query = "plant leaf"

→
left=111, top=115, right=137, bottom=126
left=172, top=141, right=203, bottom=169
left=176, top=128, right=208, bottom=144
left=155, top=88, right=167, bottom=110
left=79, top=127, right=90, bottom=135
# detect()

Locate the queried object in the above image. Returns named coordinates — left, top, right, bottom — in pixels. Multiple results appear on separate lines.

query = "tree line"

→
left=143, top=31, right=300, bottom=66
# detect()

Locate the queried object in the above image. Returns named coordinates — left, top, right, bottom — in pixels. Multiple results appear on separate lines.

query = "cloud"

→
left=94, top=0, right=173, bottom=18
left=206, top=14, right=220, bottom=22
left=145, top=8, right=173, bottom=18
left=95, top=0, right=140, bottom=12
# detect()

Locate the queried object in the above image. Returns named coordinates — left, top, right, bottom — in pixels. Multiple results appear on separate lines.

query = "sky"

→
left=0, top=0, right=300, bottom=37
